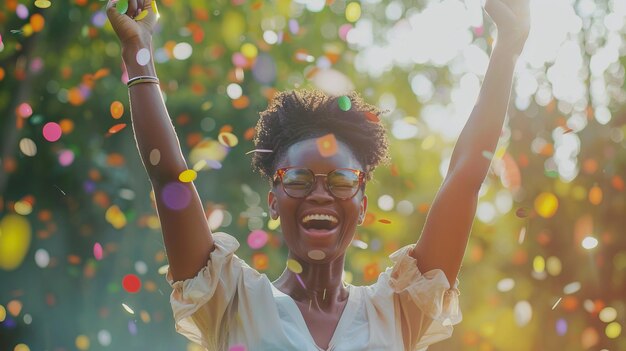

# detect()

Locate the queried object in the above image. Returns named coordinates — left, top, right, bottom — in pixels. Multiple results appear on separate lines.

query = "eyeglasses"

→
left=273, top=167, right=365, bottom=200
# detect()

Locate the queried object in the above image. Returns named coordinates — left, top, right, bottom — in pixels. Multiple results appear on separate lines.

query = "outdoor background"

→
left=1, top=0, right=625, bottom=350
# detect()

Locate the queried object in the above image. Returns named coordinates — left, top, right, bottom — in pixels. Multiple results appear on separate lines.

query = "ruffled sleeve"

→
left=165, top=231, right=244, bottom=350
left=381, top=243, right=462, bottom=351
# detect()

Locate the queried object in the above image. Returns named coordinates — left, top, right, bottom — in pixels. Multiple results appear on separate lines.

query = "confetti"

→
left=93, top=243, right=103, bottom=260
left=378, top=219, right=391, bottom=224
left=110, top=101, right=124, bottom=119
left=364, top=111, right=379, bottom=123
left=161, top=182, right=192, bottom=210
left=286, top=258, right=302, bottom=274
left=149, top=149, right=160, bottom=165
left=34, top=0, right=51, bottom=9
left=218, top=132, right=238, bottom=147
left=116, top=0, right=129, bottom=14
left=178, top=169, right=197, bottom=183
left=337, top=96, right=351, bottom=111
left=316, top=133, right=338, bottom=157
left=136, top=48, right=151, bottom=65
left=108, top=123, right=127, bottom=134
left=121, top=303, right=134, bottom=314
left=534, top=192, right=558, bottom=218
left=134, top=9, right=148, bottom=21
left=245, top=148, right=273, bottom=155
left=42, top=122, right=62, bottom=142
left=247, top=230, right=268, bottom=249
left=122, top=274, right=141, bottom=293
left=552, top=297, right=562, bottom=310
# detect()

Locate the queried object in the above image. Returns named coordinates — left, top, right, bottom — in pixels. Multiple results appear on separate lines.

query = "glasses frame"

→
left=273, top=166, right=366, bottom=200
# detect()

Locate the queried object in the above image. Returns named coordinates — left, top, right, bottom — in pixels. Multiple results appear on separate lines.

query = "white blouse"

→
left=166, top=232, right=462, bottom=351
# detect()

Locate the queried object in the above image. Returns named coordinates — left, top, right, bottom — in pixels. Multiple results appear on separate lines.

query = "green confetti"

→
left=338, top=96, right=351, bottom=111
left=481, top=150, right=494, bottom=160
left=116, top=0, right=129, bottom=15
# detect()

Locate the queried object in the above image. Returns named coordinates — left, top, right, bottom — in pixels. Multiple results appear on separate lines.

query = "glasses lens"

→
left=282, top=168, right=314, bottom=198
left=328, top=169, right=360, bottom=199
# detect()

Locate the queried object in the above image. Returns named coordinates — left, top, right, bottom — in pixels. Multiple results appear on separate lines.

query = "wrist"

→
left=122, top=43, right=157, bottom=78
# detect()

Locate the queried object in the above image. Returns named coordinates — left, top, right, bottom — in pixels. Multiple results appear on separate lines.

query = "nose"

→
left=306, top=176, right=333, bottom=202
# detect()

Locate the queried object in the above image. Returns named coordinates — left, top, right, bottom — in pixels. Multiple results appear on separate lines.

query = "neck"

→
left=273, top=251, right=349, bottom=312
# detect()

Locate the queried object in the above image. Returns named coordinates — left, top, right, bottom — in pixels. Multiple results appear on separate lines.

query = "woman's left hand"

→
left=484, top=0, right=530, bottom=53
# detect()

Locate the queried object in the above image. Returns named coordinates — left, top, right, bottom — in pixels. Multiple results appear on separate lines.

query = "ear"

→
left=358, top=194, right=367, bottom=225
left=268, top=190, right=279, bottom=220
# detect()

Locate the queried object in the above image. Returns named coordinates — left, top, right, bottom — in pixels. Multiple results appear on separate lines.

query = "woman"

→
left=106, top=0, right=530, bottom=350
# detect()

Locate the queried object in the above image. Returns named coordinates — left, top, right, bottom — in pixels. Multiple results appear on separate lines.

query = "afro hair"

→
left=251, top=88, right=390, bottom=185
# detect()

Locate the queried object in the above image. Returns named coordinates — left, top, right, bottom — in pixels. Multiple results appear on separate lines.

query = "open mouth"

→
left=300, top=213, right=340, bottom=237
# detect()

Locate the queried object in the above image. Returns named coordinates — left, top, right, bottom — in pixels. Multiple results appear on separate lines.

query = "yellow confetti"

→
left=286, top=259, right=302, bottom=274
left=218, top=132, right=238, bottom=147
left=534, top=192, right=558, bottom=218
left=151, top=0, right=160, bottom=19
left=134, top=9, right=148, bottom=21
left=34, top=0, right=51, bottom=9
left=178, top=169, right=197, bottom=183
left=157, top=264, right=169, bottom=275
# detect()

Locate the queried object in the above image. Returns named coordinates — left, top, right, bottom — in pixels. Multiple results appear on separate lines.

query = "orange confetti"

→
left=59, top=119, right=75, bottom=134
left=108, top=123, right=127, bottom=134
left=362, top=212, right=376, bottom=226
left=232, top=95, right=250, bottom=109
left=110, top=101, right=124, bottom=119
left=316, top=133, right=338, bottom=157
left=390, top=164, right=399, bottom=176
left=588, top=185, right=602, bottom=205
left=106, top=153, right=125, bottom=167
left=378, top=219, right=391, bottom=224
left=30, top=13, right=45, bottom=32
left=363, top=262, right=380, bottom=282
left=243, top=127, right=255, bottom=141
left=611, top=175, right=624, bottom=191
left=364, top=111, right=380, bottom=123
left=252, top=253, right=269, bottom=270
left=67, top=255, right=82, bottom=265
left=220, top=125, right=233, bottom=133
left=176, top=113, right=190, bottom=125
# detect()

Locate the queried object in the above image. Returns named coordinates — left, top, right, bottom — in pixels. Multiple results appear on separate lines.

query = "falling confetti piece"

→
left=563, top=127, right=574, bottom=134
left=337, top=96, right=351, bottom=111
left=295, top=273, right=307, bottom=289
left=552, top=297, right=562, bottom=310
left=518, top=226, right=526, bottom=244
left=515, top=207, right=529, bottom=218
left=286, top=259, right=302, bottom=274
left=134, top=9, right=148, bottom=21
left=122, top=274, right=141, bottom=293
left=157, top=264, right=169, bottom=275
left=34, top=0, right=51, bottom=9
left=149, top=149, right=160, bottom=165
left=178, top=169, right=197, bottom=183
left=316, top=133, right=338, bottom=157
left=534, top=192, right=558, bottom=218
left=378, top=219, right=391, bottom=224
left=245, top=148, right=273, bottom=155
left=482, top=150, right=494, bottom=160
left=116, top=0, right=129, bottom=14
left=218, top=132, right=238, bottom=147
left=110, top=101, right=124, bottom=119
left=93, top=243, right=103, bottom=260
left=364, top=111, right=379, bottom=122
left=43, top=122, right=62, bottom=142
left=136, top=48, right=151, bottom=66
left=247, top=230, right=269, bottom=249
left=121, top=303, right=135, bottom=314
left=108, top=123, right=127, bottom=134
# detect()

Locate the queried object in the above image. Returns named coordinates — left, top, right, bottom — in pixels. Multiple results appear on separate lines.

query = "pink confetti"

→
left=247, top=230, right=268, bottom=249
left=94, top=242, right=103, bottom=260
left=43, top=122, right=62, bottom=142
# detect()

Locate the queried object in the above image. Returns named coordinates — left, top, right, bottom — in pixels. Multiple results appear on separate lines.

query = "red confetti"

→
left=108, top=123, right=127, bottom=135
left=122, top=274, right=142, bottom=293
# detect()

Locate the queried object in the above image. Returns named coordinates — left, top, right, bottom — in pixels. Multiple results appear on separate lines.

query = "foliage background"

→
left=1, top=0, right=625, bottom=350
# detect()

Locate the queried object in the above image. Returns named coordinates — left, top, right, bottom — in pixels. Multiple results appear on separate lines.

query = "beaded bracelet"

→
left=127, top=75, right=160, bottom=88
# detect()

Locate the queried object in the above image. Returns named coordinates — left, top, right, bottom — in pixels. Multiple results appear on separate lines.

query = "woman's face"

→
left=268, top=138, right=367, bottom=262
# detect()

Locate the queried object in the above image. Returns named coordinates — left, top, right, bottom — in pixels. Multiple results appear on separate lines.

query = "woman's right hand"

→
left=106, top=0, right=158, bottom=48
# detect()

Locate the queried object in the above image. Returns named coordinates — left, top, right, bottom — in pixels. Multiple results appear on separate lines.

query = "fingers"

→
left=127, top=0, right=137, bottom=18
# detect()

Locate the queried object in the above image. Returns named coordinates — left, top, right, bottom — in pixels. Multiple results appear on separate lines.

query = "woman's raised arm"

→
left=107, top=0, right=214, bottom=282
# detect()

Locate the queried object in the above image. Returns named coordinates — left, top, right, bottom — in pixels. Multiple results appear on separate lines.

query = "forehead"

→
left=279, top=138, right=361, bottom=172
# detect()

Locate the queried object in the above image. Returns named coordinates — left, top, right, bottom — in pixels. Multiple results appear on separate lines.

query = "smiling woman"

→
left=105, top=0, right=531, bottom=348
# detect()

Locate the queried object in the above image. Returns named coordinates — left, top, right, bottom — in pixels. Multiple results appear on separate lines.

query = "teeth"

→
left=302, top=214, right=338, bottom=223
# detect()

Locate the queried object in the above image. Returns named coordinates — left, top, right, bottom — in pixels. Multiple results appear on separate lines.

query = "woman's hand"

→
left=106, top=0, right=158, bottom=48
left=484, top=0, right=530, bottom=53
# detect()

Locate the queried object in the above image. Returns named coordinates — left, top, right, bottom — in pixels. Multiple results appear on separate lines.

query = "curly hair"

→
left=251, top=89, right=390, bottom=185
